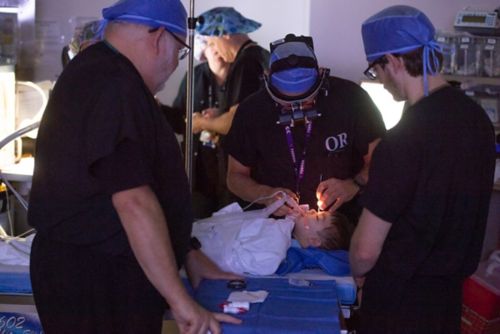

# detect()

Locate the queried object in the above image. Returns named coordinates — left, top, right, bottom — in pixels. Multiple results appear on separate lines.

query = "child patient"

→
left=192, top=203, right=353, bottom=276
left=293, top=209, right=352, bottom=251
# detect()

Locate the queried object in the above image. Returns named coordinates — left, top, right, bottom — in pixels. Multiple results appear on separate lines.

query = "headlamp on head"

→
left=270, top=34, right=314, bottom=54
left=264, top=34, right=329, bottom=127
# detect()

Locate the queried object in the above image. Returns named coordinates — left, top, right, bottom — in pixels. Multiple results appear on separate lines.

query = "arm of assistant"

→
left=184, top=248, right=242, bottom=289
left=349, top=208, right=392, bottom=278
left=355, top=138, right=381, bottom=185
left=112, top=185, right=241, bottom=334
left=317, top=138, right=381, bottom=212
left=193, top=104, right=238, bottom=135
left=226, top=155, right=296, bottom=216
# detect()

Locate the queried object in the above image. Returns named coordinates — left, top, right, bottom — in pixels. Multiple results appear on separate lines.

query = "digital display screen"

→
left=462, top=15, right=487, bottom=23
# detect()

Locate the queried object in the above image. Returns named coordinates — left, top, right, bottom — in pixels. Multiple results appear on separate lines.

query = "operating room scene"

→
left=0, top=0, right=499, bottom=333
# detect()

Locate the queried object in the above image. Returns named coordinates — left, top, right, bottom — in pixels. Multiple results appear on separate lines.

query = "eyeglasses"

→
left=149, top=27, right=191, bottom=60
left=363, top=56, right=388, bottom=80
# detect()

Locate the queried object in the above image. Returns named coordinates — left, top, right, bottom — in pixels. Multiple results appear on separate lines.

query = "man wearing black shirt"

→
left=190, top=7, right=270, bottom=215
left=225, top=34, right=385, bottom=222
left=28, top=0, right=240, bottom=333
left=350, top=6, right=496, bottom=333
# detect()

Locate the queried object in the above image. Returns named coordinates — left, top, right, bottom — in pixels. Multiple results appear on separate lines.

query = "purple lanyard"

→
left=284, top=121, right=313, bottom=197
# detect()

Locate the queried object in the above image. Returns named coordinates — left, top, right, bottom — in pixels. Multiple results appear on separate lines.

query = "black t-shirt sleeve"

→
left=160, top=104, right=185, bottom=135
left=235, top=60, right=265, bottom=104
left=352, top=87, right=386, bottom=155
left=224, top=99, right=258, bottom=167
left=90, top=139, right=152, bottom=195
left=360, top=127, right=420, bottom=224
left=84, top=83, right=152, bottom=195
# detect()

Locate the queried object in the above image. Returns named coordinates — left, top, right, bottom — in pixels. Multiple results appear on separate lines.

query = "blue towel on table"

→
left=195, top=278, right=340, bottom=334
left=276, top=247, right=351, bottom=276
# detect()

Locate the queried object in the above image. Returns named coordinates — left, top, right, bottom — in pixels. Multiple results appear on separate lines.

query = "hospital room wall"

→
left=35, top=0, right=499, bottom=102
left=310, top=0, right=500, bottom=84
left=34, top=0, right=311, bottom=104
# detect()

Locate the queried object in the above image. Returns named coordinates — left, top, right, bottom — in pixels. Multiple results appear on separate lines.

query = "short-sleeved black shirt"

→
left=28, top=42, right=193, bottom=266
left=224, top=76, right=386, bottom=216
left=361, top=86, right=496, bottom=279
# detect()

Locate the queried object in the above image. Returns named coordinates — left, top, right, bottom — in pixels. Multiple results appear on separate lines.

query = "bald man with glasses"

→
left=28, top=0, right=241, bottom=333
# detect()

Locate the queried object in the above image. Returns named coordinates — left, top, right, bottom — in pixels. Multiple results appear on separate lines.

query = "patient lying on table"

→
left=191, top=202, right=353, bottom=276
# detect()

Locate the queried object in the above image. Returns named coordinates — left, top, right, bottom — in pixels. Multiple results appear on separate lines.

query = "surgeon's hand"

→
left=171, top=296, right=242, bottom=334
left=261, top=187, right=298, bottom=217
left=185, top=249, right=242, bottom=289
left=316, top=178, right=360, bottom=213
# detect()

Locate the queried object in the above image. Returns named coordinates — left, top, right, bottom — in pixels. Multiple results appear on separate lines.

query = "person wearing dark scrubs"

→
left=350, top=6, right=496, bottom=333
left=193, top=7, right=270, bottom=126
left=225, top=34, right=385, bottom=223
left=27, top=0, right=240, bottom=333
left=189, top=7, right=270, bottom=213
left=173, top=35, right=231, bottom=218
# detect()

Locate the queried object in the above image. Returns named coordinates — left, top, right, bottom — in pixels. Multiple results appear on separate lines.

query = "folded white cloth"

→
left=228, top=290, right=269, bottom=303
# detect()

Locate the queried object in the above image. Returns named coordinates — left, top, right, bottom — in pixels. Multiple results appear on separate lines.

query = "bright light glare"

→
left=0, top=8, right=18, bottom=14
left=0, top=69, right=16, bottom=168
left=361, top=81, right=405, bottom=130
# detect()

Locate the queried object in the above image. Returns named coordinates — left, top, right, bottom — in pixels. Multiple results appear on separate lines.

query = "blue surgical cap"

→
left=270, top=41, right=319, bottom=97
left=102, top=0, right=187, bottom=35
left=362, top=5, right=442, bottom=95
left=196, top=7, right=261, bottom=36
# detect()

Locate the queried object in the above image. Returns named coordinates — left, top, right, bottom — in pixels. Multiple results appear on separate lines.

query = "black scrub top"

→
left=28, top=41, right=193, bottom=266
left=225, top=76, right=386, bottom=220
left=361, top=86, right=496, bottom=279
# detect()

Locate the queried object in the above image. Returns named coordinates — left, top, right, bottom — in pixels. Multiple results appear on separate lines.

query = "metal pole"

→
left=184, top=0, right=196, bottom=188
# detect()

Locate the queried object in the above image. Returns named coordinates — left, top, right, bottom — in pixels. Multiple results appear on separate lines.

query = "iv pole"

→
left=184, top=0, right=196, bottom=188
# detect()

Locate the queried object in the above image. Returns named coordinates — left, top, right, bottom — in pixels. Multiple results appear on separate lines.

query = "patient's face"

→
left=293, top=210, right=332, bottom=248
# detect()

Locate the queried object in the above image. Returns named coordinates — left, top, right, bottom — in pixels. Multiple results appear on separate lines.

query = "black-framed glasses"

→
left=363, top=56, right=388, bottom=80
left=149, top=27, right=191, bottom=60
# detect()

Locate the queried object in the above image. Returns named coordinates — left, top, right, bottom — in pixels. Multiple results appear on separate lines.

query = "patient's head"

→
left=293, top=210, right=353, bottom=250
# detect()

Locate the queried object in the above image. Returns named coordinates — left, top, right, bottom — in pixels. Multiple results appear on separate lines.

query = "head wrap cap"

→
left=102, top=0, right=187, bottom=35
left=269, top=41, right=319, bottom=97
left=69, top=20, right=103, bottom=57
left=196, top=7, right=261, bottom=36
left=361, top=5, right=443, bottom=95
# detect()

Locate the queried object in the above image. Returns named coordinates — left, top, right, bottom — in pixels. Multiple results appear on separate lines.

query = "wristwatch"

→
left=189, top=236, right=202, bottom=251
